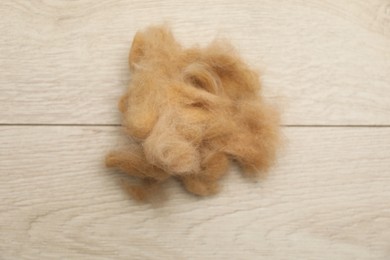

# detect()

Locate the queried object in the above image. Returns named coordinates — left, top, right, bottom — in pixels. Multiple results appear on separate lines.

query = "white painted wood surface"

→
left=1, top=127, right=390, bottom=259
left=1, top=0, right=390, bottom=259
left=0, top=0, right=389, bottom=125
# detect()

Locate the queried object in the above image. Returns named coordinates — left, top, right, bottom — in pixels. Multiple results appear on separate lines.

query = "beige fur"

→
left=106, top=25, right=281, bottom=201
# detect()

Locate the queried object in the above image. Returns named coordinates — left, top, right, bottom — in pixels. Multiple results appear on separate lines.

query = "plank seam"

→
left=0, top=124, right=390, bottom=127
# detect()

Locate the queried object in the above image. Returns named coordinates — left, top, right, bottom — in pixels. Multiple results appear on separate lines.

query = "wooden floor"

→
left=1, top=1, right=390, bottom=259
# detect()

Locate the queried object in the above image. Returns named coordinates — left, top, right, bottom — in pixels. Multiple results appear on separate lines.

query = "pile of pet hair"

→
left=106, top=25, right=280, bottom=201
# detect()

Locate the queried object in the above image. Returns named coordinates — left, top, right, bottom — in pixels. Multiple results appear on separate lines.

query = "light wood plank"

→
left=0, top=0, right=389, bottom=125
left=0, top=126, right=389, bottom=259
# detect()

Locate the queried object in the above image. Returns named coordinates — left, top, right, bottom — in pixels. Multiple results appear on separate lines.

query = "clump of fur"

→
left=106, top=25, right=281, bottom=201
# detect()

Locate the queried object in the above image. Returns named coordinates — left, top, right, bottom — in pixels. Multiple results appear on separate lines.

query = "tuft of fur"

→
left=106, top=25, right=281, bottom=201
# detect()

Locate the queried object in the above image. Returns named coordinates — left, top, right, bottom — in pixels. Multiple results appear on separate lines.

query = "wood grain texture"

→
left=1, top=1, right=390, bottom=259
left=1, top=126, right=389, bottom=259
left=0, top=0, right=389, bottom=125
